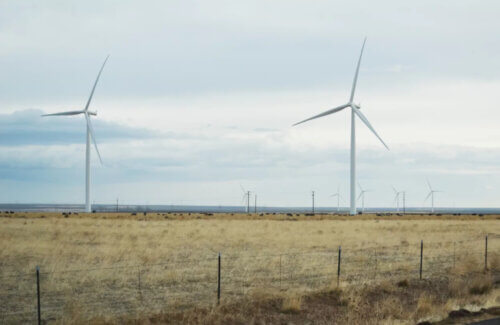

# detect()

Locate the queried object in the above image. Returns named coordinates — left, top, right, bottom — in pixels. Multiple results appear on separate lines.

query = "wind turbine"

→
left=392, top=186, right=401, bottom=213
left=240, top=185, right=251, bottom=213
left=330, top=186, right=343, bottom=213
left=42, top=56, right=109, bottom=213
left=254, top=193, right=257, bottom=213
left=311, top=190, right=315, bottom=214
left=401, top=190, right=406, bottom=214
left=424, top=180, right=441, bottom=213
left=293, top=38, right=389, bottom=215
left=357, top=183, right=371, bottom=214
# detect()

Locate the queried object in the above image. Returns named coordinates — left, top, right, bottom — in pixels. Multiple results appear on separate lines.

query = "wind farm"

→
left=1, top=2, right=500, bottom=325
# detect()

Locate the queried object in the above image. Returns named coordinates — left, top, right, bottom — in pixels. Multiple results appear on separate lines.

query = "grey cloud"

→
left=0, top=1, right=499, bottom=103
left=0, top=109, right=162, bottom=146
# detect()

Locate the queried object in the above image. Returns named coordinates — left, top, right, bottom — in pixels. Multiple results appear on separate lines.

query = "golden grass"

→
left=0, top=212, right=498, bottom=323
left=281, top=293, right=302, bottom=313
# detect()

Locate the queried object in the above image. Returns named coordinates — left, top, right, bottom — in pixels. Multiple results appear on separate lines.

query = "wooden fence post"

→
left=485, top=235, right=488, bottom=271
left=217, top=252, right=221, bottom=305
left=36, top=266, right=41, bottom=325
left=337, top=246, right=342, bottom=287
left=419, top=240, right=423, bottom=280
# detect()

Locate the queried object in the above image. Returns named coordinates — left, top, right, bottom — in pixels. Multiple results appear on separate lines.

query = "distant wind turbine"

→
left=240, top=185, right=251, bottom=213
left=330, top=186, right=343, bottom=213
left=254, top=194, right=257, bottom=213
left=293, top=38, right=389, bottom=215
left=424, top=180, right=441, bottom=213
left=392, top=186, right=402, bottom=213
left=42, top=56, right=109, bottom=213
left=357, top=183, right=371, bottom=214
left=311, top=190, right=315, bottom=214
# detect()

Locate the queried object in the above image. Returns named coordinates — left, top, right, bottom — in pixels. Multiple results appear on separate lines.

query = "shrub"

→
left=397, top=279, right=409, bottom=287
left=281, top=294, right=302, bottom=313
left=468, top=275, right=492, bottom=295
left=414, top=293, right=434, bottom=319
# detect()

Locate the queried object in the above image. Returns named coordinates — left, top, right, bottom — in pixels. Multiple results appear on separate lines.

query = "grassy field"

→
left=0, top=212, right=499, bottom=324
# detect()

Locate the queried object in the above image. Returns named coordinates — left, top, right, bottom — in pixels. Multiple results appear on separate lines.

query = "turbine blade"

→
left=392, top=186, right=398, bottom=194
left=84, top=55, right=109, bottom=112
left=292, top=103, right=349, bottom=126
left=41, top=110, right=84, bottom=116
left=353, top=107, right=389, bottom=150
left=350, top=37, right=367, bottom=103
left=426, top=180, right=433, bottom=191
left=85, top=113, right=103, bottom=164
left=357, top=192, right=363, bottom=201
left=424, top=192, right=432, bottom=202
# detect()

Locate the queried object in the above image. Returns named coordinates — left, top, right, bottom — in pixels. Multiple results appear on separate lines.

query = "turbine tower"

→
left=293, top=38, right=389, bottom=215
left=311, top=190, right=315, bottom=214
left=424, top=180, right=441, bottom=213
left=330, top=186, right=342, bottom=213
left=357, top=183, right=371, bottom=214
left=254, top=194, right=257, bottom=213
left=240, top=185, right=251, bottom=213
left=42, top=56, right=109, bottom=213
left=392, top=186, right=401, bottom=213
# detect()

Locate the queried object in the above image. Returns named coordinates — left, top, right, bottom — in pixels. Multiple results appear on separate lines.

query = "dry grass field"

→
left=0, top=211, right=499, bottom=324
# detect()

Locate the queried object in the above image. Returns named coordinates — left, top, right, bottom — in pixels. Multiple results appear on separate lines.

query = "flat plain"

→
left=0, top=212, right=499, bottom=324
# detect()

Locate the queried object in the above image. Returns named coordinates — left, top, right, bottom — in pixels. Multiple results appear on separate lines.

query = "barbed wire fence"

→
left=0, top=234, right=498, bottom=324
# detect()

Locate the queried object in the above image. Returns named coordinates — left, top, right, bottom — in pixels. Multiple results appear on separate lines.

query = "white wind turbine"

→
left=392, top=186, right=402, bottom=213
left=42, top=56, right=109, bottom=213
left=424, top=180, right=441, bottom=213
left=293, top=38, right=389, bottom=215
left=240, top=185, right=251, bottom=213
left=357, top=182, right=371, bottom=214
left=330, top=186, right=343, bottom=213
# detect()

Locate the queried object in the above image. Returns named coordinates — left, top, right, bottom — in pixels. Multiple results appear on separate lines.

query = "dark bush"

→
left=397, top=279, right=409, bottom=287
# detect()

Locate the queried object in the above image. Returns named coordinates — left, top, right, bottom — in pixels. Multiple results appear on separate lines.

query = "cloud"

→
left=1, top=106, right=500, bottom=207
left=0, top=1, right=499, bottom=104
left=0, top=109, right=162, bottom=146
left=0, top=2, right=499, bottom=207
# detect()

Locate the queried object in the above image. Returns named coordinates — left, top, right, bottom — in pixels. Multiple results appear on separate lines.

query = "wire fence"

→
left=1, top=234, right=498, bottom=324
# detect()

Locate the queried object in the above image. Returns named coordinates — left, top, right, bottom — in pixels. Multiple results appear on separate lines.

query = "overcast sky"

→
left=1, top=1, right=499, bottom=208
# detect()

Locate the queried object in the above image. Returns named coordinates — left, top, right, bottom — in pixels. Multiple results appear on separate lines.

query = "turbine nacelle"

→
left=87, top=111, right=97, bottom=116
left=350, top=102, right=361, bottom=109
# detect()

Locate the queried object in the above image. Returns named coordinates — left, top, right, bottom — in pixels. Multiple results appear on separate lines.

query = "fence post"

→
left=138, top=266, right=142, bottom=299
left=337, top=246, right=341, bottom=287
left=485, top=235, right=488, bottom=271
left=217, top=252, right=221, bottom=305
left=453, top=241, right=456, bottom=269
left=419, top=240, right=423, bottom=280
left=279, top=254, right=282, bottom=290
left=36, top=266, right=41, bottom=325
